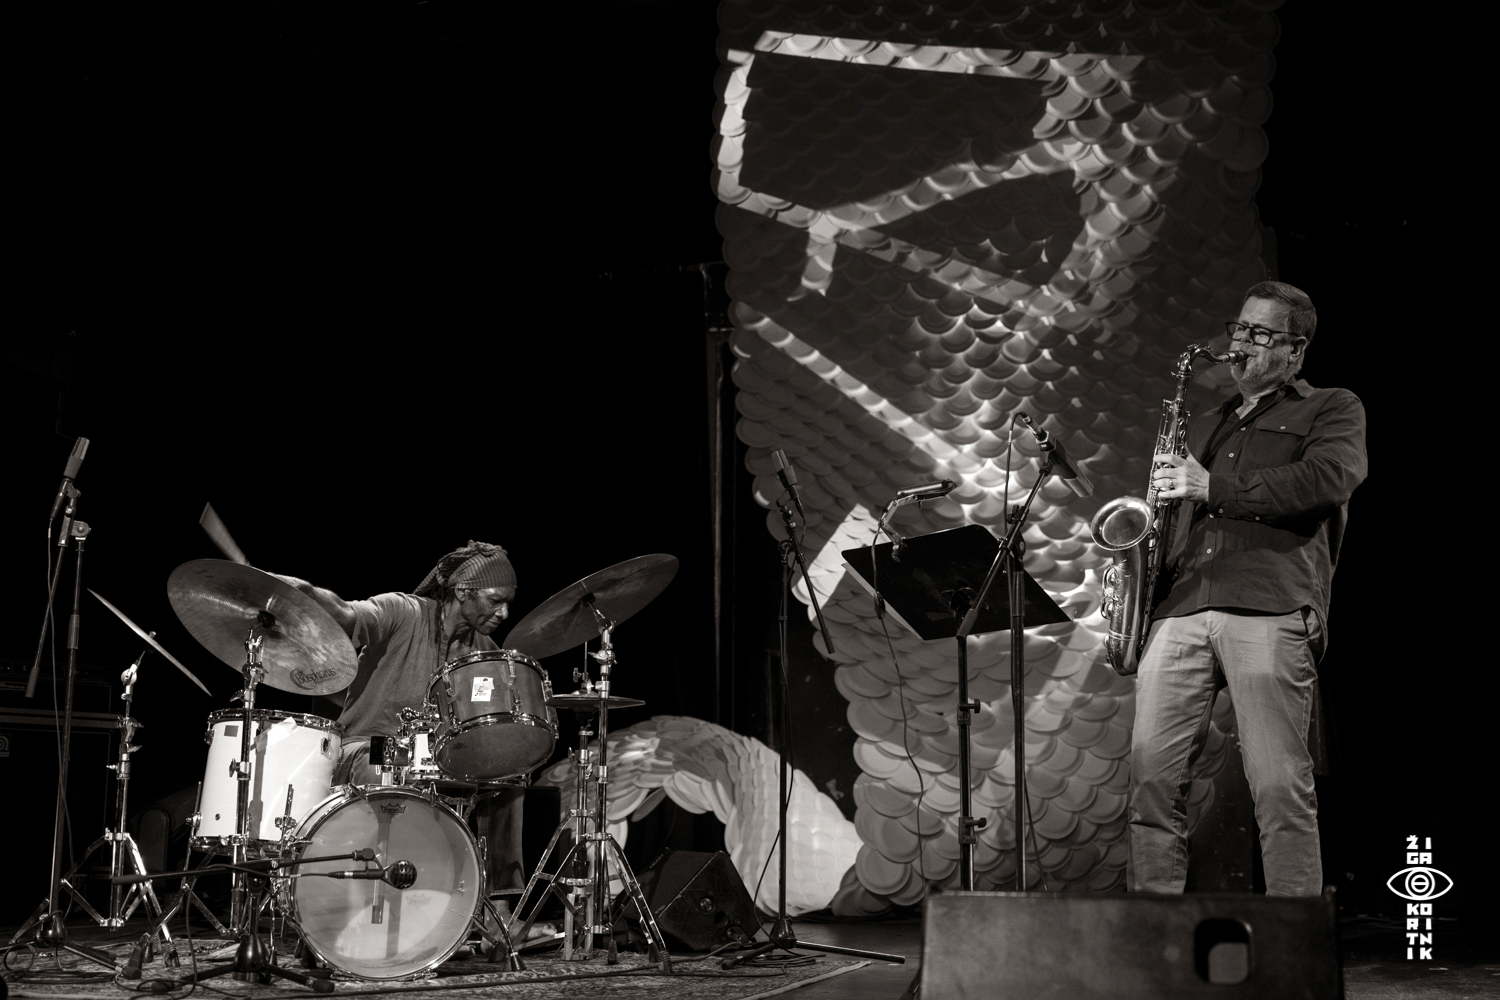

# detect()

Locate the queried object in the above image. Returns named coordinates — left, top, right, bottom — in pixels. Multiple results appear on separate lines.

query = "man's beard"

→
left=1234, top=347, right=1296, bottom=396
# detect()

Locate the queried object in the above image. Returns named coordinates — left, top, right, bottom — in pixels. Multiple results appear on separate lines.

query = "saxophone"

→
left=1089, top=344, right=1247, bottom=675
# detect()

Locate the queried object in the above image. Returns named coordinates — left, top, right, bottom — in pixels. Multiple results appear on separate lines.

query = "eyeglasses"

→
left=1223, top=321, right=1293, bottom=347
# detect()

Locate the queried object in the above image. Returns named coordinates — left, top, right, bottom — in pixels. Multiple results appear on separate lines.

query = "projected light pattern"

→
left=535, top=715, right=860, bottom=915
left=715, top=1, right=1277, bottom=910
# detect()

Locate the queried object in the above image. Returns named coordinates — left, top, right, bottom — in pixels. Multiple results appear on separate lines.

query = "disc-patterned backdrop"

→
left=714, top=0, right=1279, bottom=913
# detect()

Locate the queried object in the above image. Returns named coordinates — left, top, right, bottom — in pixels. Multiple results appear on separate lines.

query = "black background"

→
left=2, top=0, right=1483, bottom=936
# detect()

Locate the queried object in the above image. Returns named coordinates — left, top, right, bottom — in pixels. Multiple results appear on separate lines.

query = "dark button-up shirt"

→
left=1152, top=378, right=1367, bottom=622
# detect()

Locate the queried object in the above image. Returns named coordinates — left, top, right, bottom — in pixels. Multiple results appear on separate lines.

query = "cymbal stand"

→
left=230, top=622, right=269, bottom=939
left=509, top=725, right=592, bottom=959
left=8, top=488, right=120, bottom=972
left=510, top=614, right=673, bottom=970
left=148, top=619, right=330, bottom=992
left=57, top=636, right=176, bottom=960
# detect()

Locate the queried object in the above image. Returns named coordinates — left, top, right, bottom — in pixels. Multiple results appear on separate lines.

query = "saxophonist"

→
left=1127, top=281, right=1367, bottom=896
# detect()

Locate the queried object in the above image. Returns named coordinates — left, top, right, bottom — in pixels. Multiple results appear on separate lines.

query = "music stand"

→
left=842, top=524, right=1068, bottom=891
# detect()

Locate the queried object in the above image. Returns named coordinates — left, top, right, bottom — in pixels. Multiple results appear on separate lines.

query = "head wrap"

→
left=413, top=540, right=516, bottom=599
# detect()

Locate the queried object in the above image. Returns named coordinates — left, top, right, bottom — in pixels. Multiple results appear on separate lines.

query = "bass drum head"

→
left=292, top=788, right=481, bottom=980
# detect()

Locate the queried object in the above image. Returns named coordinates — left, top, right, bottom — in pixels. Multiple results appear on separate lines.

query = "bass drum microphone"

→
left=326, top=859, right=418, bottom=889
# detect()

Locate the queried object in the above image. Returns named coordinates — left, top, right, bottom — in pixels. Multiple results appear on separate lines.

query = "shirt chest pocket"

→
left=1241, top=414, right=1314, bottom=467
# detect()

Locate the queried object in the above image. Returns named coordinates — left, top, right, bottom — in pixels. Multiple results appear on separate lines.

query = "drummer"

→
left=271, top=540, right=528, bottom=910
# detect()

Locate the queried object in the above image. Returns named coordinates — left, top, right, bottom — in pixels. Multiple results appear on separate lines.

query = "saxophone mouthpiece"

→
left=1225, top=351, right=1249, bottom=365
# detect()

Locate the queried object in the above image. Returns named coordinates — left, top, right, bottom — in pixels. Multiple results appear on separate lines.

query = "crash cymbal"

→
left=502, top=554, right=678, bottom=660
left=89, top=589, right=212, bottom=696
left=166, top=559, right=357, bottom=696
left=546, top=692, right=646, bottom=713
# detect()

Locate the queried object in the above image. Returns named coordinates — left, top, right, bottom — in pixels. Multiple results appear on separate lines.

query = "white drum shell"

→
left=290, top=786, right=482, bottom=980
left=195, top=710, right=341, bottom=849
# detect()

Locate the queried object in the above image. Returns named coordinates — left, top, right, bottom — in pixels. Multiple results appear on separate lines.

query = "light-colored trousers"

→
left=1127, top=608, right=1324, bottom=896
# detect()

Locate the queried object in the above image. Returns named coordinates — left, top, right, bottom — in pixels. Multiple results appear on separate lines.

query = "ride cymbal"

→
left=502, top=554, right=678, bottom=660
left=166, top=559, right=357, bottom=695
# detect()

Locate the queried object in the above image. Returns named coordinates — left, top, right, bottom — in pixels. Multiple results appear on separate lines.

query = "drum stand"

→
left=510, top=617, right=673, bottom=971
left=56, top=639, right=177, bottom=960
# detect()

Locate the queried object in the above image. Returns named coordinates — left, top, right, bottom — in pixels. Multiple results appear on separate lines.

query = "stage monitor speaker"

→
left=921, top=890, right=1342, bottom=999
left=630, top=849, right=758, bottom=952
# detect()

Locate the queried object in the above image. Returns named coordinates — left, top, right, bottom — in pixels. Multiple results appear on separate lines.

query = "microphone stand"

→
left=956, top=454, right=1057, bottom=893
left=11, top=489, right=120, bottom=972
left=729, top=497, right=904, bottom=968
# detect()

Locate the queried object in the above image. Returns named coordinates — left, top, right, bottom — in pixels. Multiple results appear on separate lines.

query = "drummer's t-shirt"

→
left=336, top=592, right=497, bottom=738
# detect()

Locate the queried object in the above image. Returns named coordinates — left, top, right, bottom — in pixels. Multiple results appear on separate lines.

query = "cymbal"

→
left=546, top=692, right=646, bottom=713
left=88, top=589, right=212, bottom=696
left=502, top=554, right=678, bottom=660
left=166, top=559, right=358, bottom=696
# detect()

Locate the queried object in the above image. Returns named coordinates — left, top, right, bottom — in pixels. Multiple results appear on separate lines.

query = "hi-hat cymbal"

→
left=546, top=692, right=646, bottom=713
left=502, top=554, right=678, bottom=660
left=166, top=559, right=357, bottom=696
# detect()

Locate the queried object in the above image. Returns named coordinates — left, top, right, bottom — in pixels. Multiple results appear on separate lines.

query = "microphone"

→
left=327, top=860, right=417, bottom=889
left=893, top=480, right=957, bottom=504
left=1015, top=414, right=1093, bottom=497
left=772, top=449, right=806, bottom=521
left=48, top=437, right=90, bottom=529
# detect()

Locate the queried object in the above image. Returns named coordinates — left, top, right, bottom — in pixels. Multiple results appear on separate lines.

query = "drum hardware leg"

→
left=597, top=833, right=673, bottom=973
left=56, top=828, right=172, bottom=942
left=146, top=882, right=333, bottom=994
left=507, top=818, right=571, bottom=937
left=122, top=851, right=227, bottom=979
left=510, top=837, right=593, bottom=958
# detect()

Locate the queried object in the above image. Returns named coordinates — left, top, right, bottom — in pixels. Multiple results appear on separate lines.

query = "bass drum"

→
left=290, top=786, right=482, bottom=980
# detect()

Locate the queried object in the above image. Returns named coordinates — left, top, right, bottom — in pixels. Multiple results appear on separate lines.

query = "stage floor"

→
left=2, top=914, right=1493, bottom=999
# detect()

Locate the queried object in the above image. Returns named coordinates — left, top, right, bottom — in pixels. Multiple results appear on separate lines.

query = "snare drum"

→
left=290, top=785, right=482, bottom=980
left=194, top=709, right=342, bottom=851
left=429, top=649, right=556, bottom=781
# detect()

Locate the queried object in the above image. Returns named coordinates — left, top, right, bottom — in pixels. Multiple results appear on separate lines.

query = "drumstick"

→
left=199, top=502, right=250, bottom=565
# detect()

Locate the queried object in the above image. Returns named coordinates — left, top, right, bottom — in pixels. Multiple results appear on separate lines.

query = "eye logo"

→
left=1386, top=867, right=1453, bottom=901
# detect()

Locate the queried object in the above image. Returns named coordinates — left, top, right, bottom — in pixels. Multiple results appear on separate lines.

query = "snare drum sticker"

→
left=471, top=676, right=494, bottom=702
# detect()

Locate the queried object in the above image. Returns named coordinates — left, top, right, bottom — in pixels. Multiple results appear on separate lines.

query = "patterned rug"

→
left=2, top=938, right=867, bottom=1000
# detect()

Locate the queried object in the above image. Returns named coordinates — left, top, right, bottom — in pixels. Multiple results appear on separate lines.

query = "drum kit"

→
left=18, top=540, right=682, bottom=987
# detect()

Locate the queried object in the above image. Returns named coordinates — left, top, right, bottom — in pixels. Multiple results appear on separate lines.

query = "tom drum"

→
left=429, top=649, right=556, bottom=781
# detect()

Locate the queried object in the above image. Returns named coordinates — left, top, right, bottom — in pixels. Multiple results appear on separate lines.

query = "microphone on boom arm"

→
left=48, top=437, right=90, bottom=530
left=1014, top=413, right=1093, bottom=498
left=771, top=449, right=806, bottom=521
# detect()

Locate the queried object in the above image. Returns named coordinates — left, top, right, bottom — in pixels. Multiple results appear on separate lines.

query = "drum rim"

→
left=439, top=648, right=542, bottom=673
left=205, top=707, right=346, bottom=735
left=290, top=784, right=482, bottom=980
left=429, top=713, right=555, bottom=781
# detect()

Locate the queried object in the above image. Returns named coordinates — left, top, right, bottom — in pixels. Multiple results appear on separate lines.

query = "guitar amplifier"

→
left=0, top=706, right=121, bottom=921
